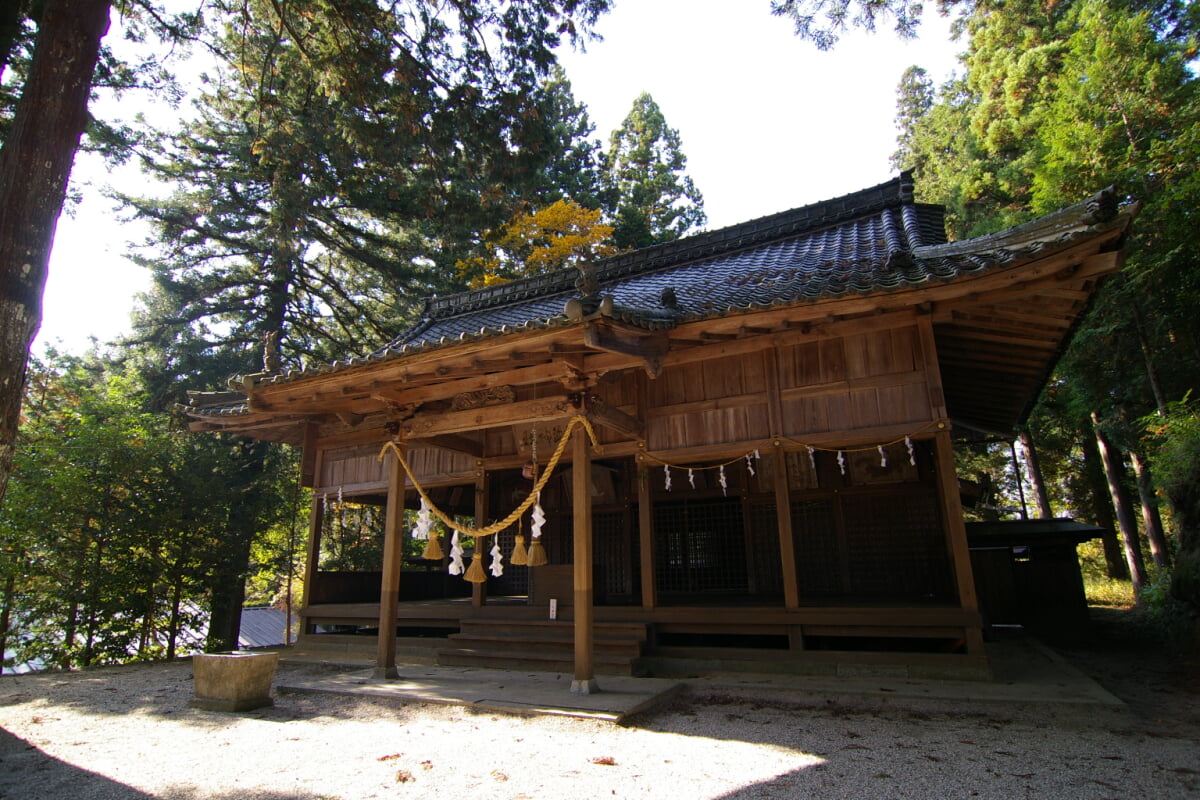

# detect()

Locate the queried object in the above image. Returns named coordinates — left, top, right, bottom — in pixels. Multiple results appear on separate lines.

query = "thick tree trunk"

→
left=1092, top=413, right=1148, bottom=597
left=0, top=0, right=111, bottom=508
left=205, top=440, right=271, bottom=652
left=1080, top=431, right=1129, bottom=580
left=1019, top=429, right=1053, bottom=519
left=0, top=573, right=13, bottom=675
left=1130, top=450, right=1171, bottom=570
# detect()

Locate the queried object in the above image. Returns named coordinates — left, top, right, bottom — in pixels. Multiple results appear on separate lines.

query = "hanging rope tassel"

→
left=421, top=533, right=444, bottom=561
left=464, top=545, right=488, bottom=583
left=526, top=537, right=548, bottom=567
left=511, top=533, right=528, bottom=565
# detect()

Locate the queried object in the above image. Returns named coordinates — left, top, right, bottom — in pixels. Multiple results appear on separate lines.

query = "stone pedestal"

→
left=190, top=651, right=279, bottom=712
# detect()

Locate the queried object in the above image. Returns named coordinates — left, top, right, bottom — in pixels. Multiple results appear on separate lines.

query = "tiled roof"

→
left=182, top=174, right=1126, bottom=413
left=389, top=173, right=947, bottom=351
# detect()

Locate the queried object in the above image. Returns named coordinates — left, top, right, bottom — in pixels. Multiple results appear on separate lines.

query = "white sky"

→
left=35, top=1, right=963, bottom=356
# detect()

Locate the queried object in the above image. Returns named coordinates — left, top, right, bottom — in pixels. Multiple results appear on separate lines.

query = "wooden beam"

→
left=586, top=397, right=644, bottom=439
left=409, top=433, right=484, bottom=459
left=299, top=422, right=319, bottom=488
left=401, top=396, right=575, bottom=439
left=375, top=443, right=407, bottom=677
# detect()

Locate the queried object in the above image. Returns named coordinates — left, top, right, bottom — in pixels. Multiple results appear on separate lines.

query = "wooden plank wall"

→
left=777, top=326, right=931, bottom=437
left=646, top=351, right=771, bottom=451
left=318, top=442, right=476, bottom=492
left=645, top=325, right=932, bottom=452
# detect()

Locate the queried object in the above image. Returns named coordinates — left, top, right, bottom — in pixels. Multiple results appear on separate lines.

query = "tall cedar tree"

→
left=122, top=0, right=610, bottom=648
left=895, top=0, right=1200, bottom=607
left=601, top=93, right=706, bottom=250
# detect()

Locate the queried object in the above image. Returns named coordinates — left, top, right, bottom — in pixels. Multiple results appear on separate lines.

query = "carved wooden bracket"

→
left=583, top=320, right=668, bottom=379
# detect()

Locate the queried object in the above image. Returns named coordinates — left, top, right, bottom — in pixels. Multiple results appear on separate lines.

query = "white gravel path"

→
left=0, top=657, right=1197, bottom=800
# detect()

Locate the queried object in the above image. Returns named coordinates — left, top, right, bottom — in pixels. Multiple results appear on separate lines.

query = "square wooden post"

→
left=637, top=463, right=657, bottom=609
left=375, top=442, right=407, bottom=678
left=572, top=423, right=599, bottom=694
left=472, top=470, right=488, bottom=608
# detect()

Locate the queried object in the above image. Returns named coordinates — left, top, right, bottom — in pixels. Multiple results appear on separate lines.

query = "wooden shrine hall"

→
left=183, top=174, right=1135, bottom=689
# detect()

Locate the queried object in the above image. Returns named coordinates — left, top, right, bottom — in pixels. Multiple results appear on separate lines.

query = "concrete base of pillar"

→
left=570, top=678, right=601, bottom=695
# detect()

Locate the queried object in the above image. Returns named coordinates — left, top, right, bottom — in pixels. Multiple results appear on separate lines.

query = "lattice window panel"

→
left=594, top=510, right=631, bottom=598
left=790, top=498, right=843, bottom=596
left=748, top=501, right=784, bottom=596
left=841, top=490, right=953, bottom=600
left=490, top=522, right=528, bottom=596
left=653, top=498, right=749, bottom=595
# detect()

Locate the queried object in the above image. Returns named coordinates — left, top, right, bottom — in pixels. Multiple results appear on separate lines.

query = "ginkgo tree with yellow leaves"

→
left=456, top=199, right=618, bottom=287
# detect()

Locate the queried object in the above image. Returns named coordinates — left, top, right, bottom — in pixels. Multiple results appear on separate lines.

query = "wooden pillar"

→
left=917, top=315, right=985, bottom=657
left=298, top=493, right=324, bottom=636
left=763, top=348, right=800, bottom=609
left=375, top=442, right=407, bottom=678
left=637, top=462, right=657, bottom=610
left=472, top=469, right=488, bottom=608
left=571, top=423, right=599, bottom=694
left=772, top=448, right=801, bottom=610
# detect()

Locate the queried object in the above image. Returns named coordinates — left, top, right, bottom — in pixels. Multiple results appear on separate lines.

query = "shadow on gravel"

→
left=0, top=661, right=387, bottom=732
left=0, top=726, right=158, bottom=800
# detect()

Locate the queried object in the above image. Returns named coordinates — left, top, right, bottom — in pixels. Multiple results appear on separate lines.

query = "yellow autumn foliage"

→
left=456, top=200, right=617, bottom=288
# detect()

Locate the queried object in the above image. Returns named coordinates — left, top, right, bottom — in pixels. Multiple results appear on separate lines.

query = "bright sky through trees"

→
left=36, top=1, right=960, bottom=355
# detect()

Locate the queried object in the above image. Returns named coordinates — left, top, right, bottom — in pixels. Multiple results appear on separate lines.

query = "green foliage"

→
left=1143, top=398, right=1200, bottom=608
left=898, top=0, right=1200, bottom=611
left=600, top=93, right=706, bottom=250
left=770, top=0, right=931, bottom=50
left=0, top=350, right=297, bottom=668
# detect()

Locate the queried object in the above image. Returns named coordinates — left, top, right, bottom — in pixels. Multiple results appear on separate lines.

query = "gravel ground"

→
left=0, top=641, right=1197, bottom=800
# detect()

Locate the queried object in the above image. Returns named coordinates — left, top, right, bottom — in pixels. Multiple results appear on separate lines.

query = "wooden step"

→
left=445, top=632, right=643, bottom=658
left=437, top=620, right=649, bottom=675
left=457, top=618, right=648, bottom=641
left=436, top=646, right=641, bottom=676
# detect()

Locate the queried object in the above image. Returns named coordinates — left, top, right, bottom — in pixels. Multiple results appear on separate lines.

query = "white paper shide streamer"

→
left=448, top=531, right=465, bottom=575
left=411, top=496, right=434, bottom=541
left=489, top=537, right=504, bottom=577
left=530, top=495, right=546, bottom=540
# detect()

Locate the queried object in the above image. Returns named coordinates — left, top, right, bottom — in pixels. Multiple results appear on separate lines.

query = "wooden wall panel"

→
left=407, top=447, right=477, bottom=485
left=317, top=443, right=387, bottom=492
left=776, top=325, right=933, bottom=439
left=646, top=403, right=771, bottom=451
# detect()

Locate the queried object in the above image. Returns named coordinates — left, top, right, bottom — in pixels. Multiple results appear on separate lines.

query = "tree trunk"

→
left=1130, top=450, right=1172, bottom=570
left=0, top=0, right=111, bottom=509
left=1019, top=429, right=1053, bottom=519
left=205, top=440, right=271, bottom=652
left=1092, top=413, right=1148, bottom=597
left=0, top=573, right=14, bottom=675
left=1080, top=430, right=1129, bottom=580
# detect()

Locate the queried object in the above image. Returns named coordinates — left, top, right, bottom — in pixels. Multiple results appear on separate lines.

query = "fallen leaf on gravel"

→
left=395, top=769, right=414, bottom=783
left=377, top=753, right=401, bottom=761
left=591, top=756, right=617, bottom=766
